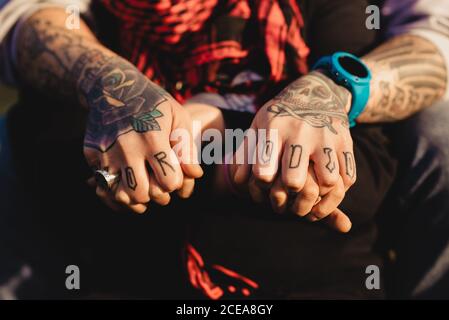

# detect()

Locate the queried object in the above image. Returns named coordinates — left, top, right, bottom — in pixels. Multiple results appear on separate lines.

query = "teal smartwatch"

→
left=312, top=52, right=371, bottom=127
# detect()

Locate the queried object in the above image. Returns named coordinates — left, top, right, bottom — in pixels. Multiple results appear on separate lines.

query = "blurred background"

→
left=0, top=85, right=17, bottom=115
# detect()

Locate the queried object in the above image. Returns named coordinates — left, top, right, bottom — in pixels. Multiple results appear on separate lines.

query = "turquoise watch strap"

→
left=312, top=52, right=371, bottom=127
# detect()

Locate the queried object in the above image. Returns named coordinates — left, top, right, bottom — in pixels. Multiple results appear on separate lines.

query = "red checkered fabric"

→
left=100, top=0, right=310, bottom=105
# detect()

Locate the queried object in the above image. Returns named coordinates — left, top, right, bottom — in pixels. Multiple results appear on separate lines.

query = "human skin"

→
left=16, top=8, right=447, bottom=228
left=184, top=101, right=352, bottom=232
left=16, top=8, right=203, bottom=213
left=231, top=35, right=447, bottom=232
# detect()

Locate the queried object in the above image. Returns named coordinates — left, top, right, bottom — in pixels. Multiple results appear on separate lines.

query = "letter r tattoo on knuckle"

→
left=154, top=151, right=175, bottom=176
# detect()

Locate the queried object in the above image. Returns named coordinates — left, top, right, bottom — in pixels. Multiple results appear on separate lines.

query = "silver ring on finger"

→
left=94, top=169, right=121, bottom=191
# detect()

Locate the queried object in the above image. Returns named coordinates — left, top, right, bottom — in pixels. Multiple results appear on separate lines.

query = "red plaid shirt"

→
left=100, top=0, right=310, bottom=106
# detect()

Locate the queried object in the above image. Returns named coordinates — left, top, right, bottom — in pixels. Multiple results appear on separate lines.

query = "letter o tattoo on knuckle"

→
left=124, top=167, right=138, bottom=191
left=342, top=151, right=356, bottom=182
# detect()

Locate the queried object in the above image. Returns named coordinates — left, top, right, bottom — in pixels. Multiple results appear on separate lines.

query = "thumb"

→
left=324, top=208, right=352, bottom=233
left=170, top=109, right=203, bottom=179
left=233, top=120, right=257, bottom=185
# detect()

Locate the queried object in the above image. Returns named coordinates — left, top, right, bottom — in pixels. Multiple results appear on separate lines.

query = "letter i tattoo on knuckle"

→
left=323, top=148, right=336, bottom=173
left=261, top=140, right=274, bottom=164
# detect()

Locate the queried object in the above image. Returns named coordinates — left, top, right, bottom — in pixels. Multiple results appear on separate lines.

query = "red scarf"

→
left=100, top=0, right=310, bottom=104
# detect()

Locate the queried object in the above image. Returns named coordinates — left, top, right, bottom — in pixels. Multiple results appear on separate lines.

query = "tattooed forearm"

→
left=267, top=71, right=350, bottom=134
left=359, top=35, right=447, bottom=122
left=18, top=10, right=171, bottom=152
left=17, top=12, right=109, bottom=100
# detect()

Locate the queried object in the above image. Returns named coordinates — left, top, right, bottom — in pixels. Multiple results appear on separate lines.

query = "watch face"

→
left=338, top=55, right=369, bottom=79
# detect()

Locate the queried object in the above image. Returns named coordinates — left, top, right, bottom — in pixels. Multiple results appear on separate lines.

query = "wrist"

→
left=76, top=54, right=141, bottom=108
left=313, top=70, right=352, bottom=114
left=312, top=52, right=372, bottom=127
left=80, top=57, right=152, bottom=112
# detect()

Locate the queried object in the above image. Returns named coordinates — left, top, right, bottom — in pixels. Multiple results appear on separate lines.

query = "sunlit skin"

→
left=16, top=8, right=447, bottom=231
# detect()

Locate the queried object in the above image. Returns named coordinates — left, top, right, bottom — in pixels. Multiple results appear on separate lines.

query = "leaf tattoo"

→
left=83, top=59, right=170, bottom=152
left=131, top=109, right=164, bottom=132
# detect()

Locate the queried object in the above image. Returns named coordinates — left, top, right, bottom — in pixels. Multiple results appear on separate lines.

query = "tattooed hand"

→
left=83, top=59, right=168, bottom=152
left=232, top=71, right=355, bottom=232
left=82, top=59, right=203, bottom=213
left=16, top=10, right=202, bottom=214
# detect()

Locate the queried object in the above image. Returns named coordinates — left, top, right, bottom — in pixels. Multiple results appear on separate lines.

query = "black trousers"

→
left=2, top=98, right=396, bottom=299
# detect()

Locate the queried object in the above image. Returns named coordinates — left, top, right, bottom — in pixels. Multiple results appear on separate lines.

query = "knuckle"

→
left=174, top=178, right=184, bottom=190
left=333, top=187, right=346, bottom=200
left=342, top=175, right=356, bottom=187
left=155, top=195, right=171, bottom=206
left=350, top=173, right=357, bottom=184
left=161, top=180, right=181, bottom=193
left=254, top=172, right=275, bottom=186
left=128, top=191, right=150, bottom=204
left=296, top=209, right=310, bottom=217
left=270, top=190, right=286, bottom=205
left=306, top=213, right=321, bottom=222
left=301, top=187, right=319, bottom=202
left=320, top=175, right=339, bottom=188
left=282, top=176, right=304, bottom=192
left=149, top=184, right=163, bottom=198
left=311, top=207, right=329, bottom=219
left=131, top=204, right=147, bottom=214
left=114, top=190, right=129, bottom=204
left=291, top=202, right=308, bottom=217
